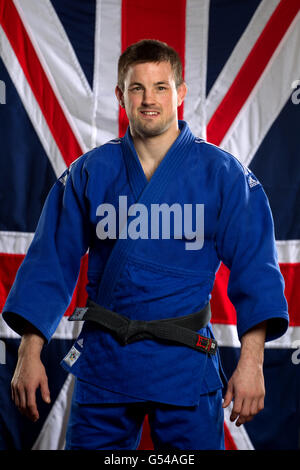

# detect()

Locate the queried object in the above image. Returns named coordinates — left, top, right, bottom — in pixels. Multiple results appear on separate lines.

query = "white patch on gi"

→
left=63, top=345, right=81, bottom=367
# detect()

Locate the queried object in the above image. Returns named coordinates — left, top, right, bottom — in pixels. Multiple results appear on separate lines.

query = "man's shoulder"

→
left=192, top=137, right=249, bottom=176
left=71, top=137, right=123, bottom=171
left=192, top=138, right=262, bottom=192
left=56, top=138, right=124, bottom=187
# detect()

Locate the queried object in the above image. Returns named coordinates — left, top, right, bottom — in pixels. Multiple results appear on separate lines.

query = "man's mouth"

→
left=140, top=110, right=160, bottom=116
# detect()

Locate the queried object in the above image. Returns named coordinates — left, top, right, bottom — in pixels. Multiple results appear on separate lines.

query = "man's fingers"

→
left=231, top=397, right=264, bottom=426
left=230, top=395, right=243, bottom=422
left=248, top=398, right=259, bottom=417
left=14, top=385, right=30, bottom=417
left=40, top=377, right=51, bottom=404
left=25, top=388, right=40, bottom=422
left=11, top=382, right=16, bottom=405
left=222, top=382, right=233, bottom=408
left=234, top=400, right=253, bottom=426
left=11, top=379, right=50, bottom=422
left=13, top=384, right=25, bottom=410
left=256, top=396, right=265, bottom=414
left=236, top=414, right=254, bottom=427
left=13, top=384, right=39, bottom=421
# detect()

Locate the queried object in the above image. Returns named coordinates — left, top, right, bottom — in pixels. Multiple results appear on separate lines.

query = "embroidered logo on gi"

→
left=63, top=345, right=81, bottom=367
left=58, top=169, right=69, bottom=186
left=247, top=174, right=260, bottom=188
left=243, top=165, right=260, bottom=190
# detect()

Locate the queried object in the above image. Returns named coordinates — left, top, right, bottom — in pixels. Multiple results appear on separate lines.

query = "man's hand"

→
left=222, top=356, right=265, bottom=426
left=222, top=321, right=267, bottom=426
left=11, top=330, right=50, bottom=422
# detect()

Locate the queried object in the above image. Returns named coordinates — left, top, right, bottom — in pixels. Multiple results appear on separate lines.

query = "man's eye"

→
left=157, top=86, right=166, bottom=91
left=130, top=87, right=142, bottom=92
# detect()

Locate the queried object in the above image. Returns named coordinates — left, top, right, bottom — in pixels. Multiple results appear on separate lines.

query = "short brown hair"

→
left=117, top=39, right=184, bottom=91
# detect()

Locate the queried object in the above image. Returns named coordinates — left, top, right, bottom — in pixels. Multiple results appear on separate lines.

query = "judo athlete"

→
left=2, top=40, right=289, bottom=450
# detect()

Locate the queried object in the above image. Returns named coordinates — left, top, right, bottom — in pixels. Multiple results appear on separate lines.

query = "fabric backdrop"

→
left=0, top=0, right=299, bottom=450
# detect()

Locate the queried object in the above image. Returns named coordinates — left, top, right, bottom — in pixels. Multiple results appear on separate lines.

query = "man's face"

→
left=116, top=61, right=187, bottom=139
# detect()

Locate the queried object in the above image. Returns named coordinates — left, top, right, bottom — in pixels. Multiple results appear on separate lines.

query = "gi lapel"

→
left=96, top=120, right=195, bottom=308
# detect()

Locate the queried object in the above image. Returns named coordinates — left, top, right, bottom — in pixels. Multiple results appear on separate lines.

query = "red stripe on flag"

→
left=0, top=253, right=88, bottom=315
left=119, top=0, right=186, bottom=136
left=138, top=416, right=154, bottom=450
left=280, top=263, right=300, bottom=327
left=210, top=263, right=237, bottom=325
left=224, top=421, right=238, bottom=450
left=0, top=253, right=24, bottom=312
left=211, top=262, right=300, bottom=327
left=0, top=0, right=83, bottom=166
left=207, top=0, right=300, bottom=145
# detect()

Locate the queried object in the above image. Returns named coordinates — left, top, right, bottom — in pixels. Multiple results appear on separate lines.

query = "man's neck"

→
left=132, top=126, right=180, bottom=181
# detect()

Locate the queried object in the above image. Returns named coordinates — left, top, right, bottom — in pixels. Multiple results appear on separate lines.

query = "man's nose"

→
left=142, top=89, right=155, bottom=105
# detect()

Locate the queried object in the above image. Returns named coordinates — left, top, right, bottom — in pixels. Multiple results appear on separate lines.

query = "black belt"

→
left=69, top=299, right=217, bottom=355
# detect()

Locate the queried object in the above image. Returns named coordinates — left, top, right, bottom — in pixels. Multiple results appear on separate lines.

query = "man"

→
left=2, top=40, right=288, bottom=450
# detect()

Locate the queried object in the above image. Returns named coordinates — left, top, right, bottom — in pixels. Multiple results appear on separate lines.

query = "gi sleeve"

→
left=2, top=157, right=90, bottom=342
left=215, top=162, right=289, bottom=342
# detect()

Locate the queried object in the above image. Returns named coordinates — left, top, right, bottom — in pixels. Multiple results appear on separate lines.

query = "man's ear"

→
left=177, top=82, right=187, bottom=107
left=115, top=85, right=125, bottom=108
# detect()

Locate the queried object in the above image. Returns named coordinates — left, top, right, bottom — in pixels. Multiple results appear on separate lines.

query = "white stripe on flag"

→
left=206, top=0, right=281, bottom=123
left=0, top=25, right=67, bottom=178
left=276, top=240, right=300, bottom=264
left=1, top=233, right=299, bottom=263
left=220, top=11, right=300, bottom=167
left=212, top=324, right=300, bottom=349
left=0, top=315, right=83, bottom=340
left=184, top=0, right=210, bottom=139
left=91, top=0, right=121, bottom=147
left=0, top=231, right=34, bottom=254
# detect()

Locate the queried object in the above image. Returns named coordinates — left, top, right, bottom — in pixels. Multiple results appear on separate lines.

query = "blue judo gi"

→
left=2, top=121, right=289, bottom=449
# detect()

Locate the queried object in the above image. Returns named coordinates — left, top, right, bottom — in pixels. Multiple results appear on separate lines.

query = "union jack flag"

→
left=0, top=0, right=299, bottom=450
